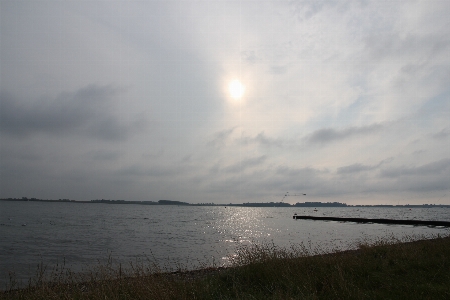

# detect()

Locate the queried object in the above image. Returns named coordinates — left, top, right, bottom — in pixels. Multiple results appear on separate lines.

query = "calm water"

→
left=1, top=201, right=449, bottom=289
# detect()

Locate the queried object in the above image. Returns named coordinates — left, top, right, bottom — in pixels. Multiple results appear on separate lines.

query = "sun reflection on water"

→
left=2, top=203, right=449, bottom=286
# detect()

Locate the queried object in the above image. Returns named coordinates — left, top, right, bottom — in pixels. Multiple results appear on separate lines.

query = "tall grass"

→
left=2, top=233, right=450, bottom=299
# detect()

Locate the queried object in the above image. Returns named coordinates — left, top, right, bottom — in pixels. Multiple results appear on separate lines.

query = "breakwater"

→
left=293, top=215, right=450, bottom=227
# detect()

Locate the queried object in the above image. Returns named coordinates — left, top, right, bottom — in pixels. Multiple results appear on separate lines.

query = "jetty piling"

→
left=293, top=215, right=450, bottom=227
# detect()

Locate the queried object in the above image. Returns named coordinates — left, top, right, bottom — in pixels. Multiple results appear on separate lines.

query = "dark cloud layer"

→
left=0, top=85, right=144, bottom=141
left=337, top=158, right=393, bottom=174
left=381, top=158, right=450, bottom=178
left=306, top=124, right=383, bottom=144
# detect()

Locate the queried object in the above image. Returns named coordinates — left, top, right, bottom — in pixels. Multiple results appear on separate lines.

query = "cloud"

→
left=337, top=158, right=393, bottom=174
left=207, top=127, right=237, bottom=148
left=241, top=50, right=259, bottom=64
left=210, top=124, right=387, bottom=156
left=223, top=155, right=267, bottom=173
left=381, top=158, right=450, bottom=178
left=363, top=30, right=450, bottom=64
left=306, top=123, right=383, bottom=144
left=0, top=85, right=145, bottom=141
left=85, top=150, right=122, bottom=161
left=238, top=132, right=285, bottom=148
left=1, top=1, right=449, bottom=204
left=376, top=158, right=450, bottom=194
left=433, top=128, right=450, bottom=139
left=275, top=165, right=327, bottom=178
left=270, top=65, right=288, bottom=75
left=289, top=0, right=339, bottom=21
left=337, top=163, right=375, bottom=174
left=208, top=155, right=268, bottom=175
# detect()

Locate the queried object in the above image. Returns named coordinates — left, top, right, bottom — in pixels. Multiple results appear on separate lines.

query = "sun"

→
left=229, top=79, right=245, bottom=99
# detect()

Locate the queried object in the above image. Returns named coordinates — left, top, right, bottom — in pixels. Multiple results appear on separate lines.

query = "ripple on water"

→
left=0, top=203, right=449, bottom=288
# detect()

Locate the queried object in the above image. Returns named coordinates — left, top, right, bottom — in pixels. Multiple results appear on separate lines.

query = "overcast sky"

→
left=1, top=0, right=449, bottom=205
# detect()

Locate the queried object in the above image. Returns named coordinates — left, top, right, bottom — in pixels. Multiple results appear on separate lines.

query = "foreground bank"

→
left=2, top=235, right=450, bottom=299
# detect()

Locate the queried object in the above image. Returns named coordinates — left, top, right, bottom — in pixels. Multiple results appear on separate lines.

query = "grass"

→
left=2, top=234, right=450, bottom=299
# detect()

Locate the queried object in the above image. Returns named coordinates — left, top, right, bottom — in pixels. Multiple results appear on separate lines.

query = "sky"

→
left=1, top=0, right=449, bottom=205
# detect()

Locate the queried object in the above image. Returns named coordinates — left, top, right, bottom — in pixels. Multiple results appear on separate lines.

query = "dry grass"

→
left=2, top=234, right=450, bottom=299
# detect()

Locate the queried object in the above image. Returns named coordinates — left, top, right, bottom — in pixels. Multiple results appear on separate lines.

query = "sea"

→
left=1, top=201, right=449, bottom=289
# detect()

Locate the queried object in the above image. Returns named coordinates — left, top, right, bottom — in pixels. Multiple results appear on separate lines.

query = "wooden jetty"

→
left=292, top=215, right=450, bottom=227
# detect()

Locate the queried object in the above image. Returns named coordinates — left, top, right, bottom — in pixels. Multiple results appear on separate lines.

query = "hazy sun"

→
left=229, top=79, right=245, bottom=99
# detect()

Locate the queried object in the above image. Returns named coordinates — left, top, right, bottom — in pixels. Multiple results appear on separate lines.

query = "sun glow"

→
left=229, top=79, right=245, bottom=99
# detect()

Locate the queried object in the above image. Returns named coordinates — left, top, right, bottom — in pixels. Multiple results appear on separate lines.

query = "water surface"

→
left=1, top=201, right=449, bottom=288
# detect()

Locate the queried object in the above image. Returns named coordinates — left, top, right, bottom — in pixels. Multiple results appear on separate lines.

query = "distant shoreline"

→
left=1, top=198, right=449, bottom=208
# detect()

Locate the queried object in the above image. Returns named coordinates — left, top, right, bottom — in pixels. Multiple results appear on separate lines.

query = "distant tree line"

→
left=1, top=198, right=449, bottom=208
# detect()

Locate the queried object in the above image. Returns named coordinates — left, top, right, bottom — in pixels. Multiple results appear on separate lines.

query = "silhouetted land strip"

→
left=293, top=215, right=450, bottom=227
left=2, top=198, right=450, bottom=208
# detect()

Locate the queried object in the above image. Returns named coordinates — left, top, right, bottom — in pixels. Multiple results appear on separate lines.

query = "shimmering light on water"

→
left=1, top=201, right=449, bottom=288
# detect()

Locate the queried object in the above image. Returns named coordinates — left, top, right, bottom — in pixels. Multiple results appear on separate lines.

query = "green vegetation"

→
left=2, top=234, right=450, bottom=299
